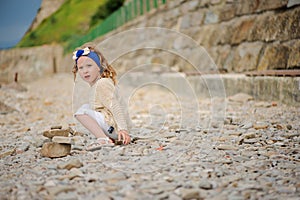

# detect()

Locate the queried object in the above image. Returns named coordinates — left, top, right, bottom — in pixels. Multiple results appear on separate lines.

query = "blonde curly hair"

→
left=72, top=42, right=117, bottom=85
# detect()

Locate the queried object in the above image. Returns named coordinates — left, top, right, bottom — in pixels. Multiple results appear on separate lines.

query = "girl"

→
left=72, top=42, right=131, bottom=150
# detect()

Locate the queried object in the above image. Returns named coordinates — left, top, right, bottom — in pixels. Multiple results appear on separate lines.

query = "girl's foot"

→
left=86, top=137, right=114, bottom=151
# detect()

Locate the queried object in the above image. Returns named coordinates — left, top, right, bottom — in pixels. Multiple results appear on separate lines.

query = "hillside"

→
left=17, top=0, right=106, bottom=47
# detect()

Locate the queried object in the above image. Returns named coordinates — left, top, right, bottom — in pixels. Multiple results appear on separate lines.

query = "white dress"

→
left=74, top=104, right=118, bottom=140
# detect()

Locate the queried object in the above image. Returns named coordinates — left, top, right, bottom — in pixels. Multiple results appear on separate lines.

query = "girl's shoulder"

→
left=95, top=78, right=115, bottom=91
left=96, top=77, right=114, bottom=85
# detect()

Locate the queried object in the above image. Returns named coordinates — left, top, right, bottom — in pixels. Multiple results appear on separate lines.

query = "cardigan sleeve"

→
left=95, top=78, right=128, bottom=131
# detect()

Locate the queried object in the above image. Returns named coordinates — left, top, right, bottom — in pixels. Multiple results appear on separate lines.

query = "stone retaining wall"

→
left=0, top=0, right=299, bottom=83
left=0, top=45, right=64, bottom=83
left=96, top=0, right=300, bottom=73
left=119, top=73, right=300, bottom=105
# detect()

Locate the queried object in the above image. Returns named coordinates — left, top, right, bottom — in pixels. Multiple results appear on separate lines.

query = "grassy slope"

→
left=18, top=0, right=105, bottom=47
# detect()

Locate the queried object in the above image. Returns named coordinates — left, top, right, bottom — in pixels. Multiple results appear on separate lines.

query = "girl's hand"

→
left=118, top=130, right=131, bottom=145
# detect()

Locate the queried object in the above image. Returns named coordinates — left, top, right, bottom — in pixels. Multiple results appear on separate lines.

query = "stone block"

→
left=190, top=11, right=204, bottom=27
left=231, top=16, right=256, bottom=44
left=232, top=42, right=264, bottom=72
left=214, top=45, right=232, bottom=71
left=248, top=14, right=265, bottom=42
left=150, top=51, right=177, bottom=68
left=187, top=47, right=218, bottom=72
left=223, top=50, right=235, bottom=72
left=167, top=0, right=184, bottom=9
left=288, top=0, right=300, bottom=7
left=279, top=77, right=300, bottom=105
left=204, top=10, right=219, bottom=24
left=286, top=40, right=300, bottom=68
left=235, top=0, right=260, bottom=15
left=208, top=27, right=222, bottom=46
left=179, top=14, right=191, bottom=29
left=206, top=47, right=219, bottom=68
left=180, top=0, right=199, bottom=13
left=257, top=43, right=290, bottom=71
left=249, top=8, right=299, bottom=42
left=253, top=76, right=281, bottom=101
left=41, top=142, right=71, bottom=158
left=235, top=0, right=287, bottom=15
left=165, top=7, right=181, bottom=20
left=223, top=75, right=254, bottom=97
left=188, top=76, right=210, bottom=97
left=256, top=0, right=288, bottom=12
left=288, top=7, right=300, bottom=40
left=196, top=25, right=218, bottom=47
left=218, top=3, right=237, bottom=21
left=216, top=22, right=235, bottom=45
left=173, top=35, right=195, bottom=50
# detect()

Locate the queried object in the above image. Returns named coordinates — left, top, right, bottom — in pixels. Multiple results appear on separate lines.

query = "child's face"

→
left=77, top=56, right=100, bottom=86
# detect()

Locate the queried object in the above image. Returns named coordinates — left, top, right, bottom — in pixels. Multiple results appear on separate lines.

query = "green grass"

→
left=18, top=0, right=106, bottom=47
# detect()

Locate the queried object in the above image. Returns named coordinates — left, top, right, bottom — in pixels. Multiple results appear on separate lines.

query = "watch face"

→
left=108, top=126, right=114, bottom=133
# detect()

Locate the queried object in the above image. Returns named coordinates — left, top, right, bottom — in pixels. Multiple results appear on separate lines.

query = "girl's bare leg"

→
left=75, top=114, right=108, bottom=139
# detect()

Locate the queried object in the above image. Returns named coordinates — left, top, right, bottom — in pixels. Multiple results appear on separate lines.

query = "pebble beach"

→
left=0, top=73, right=299, bottom=200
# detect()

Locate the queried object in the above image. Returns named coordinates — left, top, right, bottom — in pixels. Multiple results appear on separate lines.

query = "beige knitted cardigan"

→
left=89, top=78, right=128, bottom=131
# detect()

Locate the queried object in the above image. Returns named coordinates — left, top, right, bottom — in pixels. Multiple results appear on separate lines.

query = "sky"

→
left=0, top=0, right=42, bottom=49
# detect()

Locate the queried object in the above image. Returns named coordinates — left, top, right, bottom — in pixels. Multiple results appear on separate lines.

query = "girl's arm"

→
left=96, top=78, right=130, bottom=144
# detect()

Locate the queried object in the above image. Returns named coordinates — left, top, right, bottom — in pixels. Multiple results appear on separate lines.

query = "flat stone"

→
left=266, top=140, right=275, bottom=145
left=46, top=185, right=76, bottom=196
left=283, top=133, right=299, bottom=139
left=253, top=122, right=269, bottom=130
left=276, top=186, right=297, bottom=193
left=0, top=148, right=16, bottom=158
left=57, top=158, right=83, bottom=170
left=228, top=131, right=243, bottom=136
left=72, top=145, right=84, bottom=151
left=43, top=129, right=70, bottom=139
left=58, top=168, right=83, bottom=180
left=198, top=180, right=213, bottom=190
left=243, top=132, right=256, bottom=139
left=229, top=93, right=254, bottom=103
left=52, top=136, right=74, bottom=145
left=217, top=159, right=233, bottom=164
left=243, top=138, right=258, bottom=144
left=275, top=124, right=284, bottom=130
left=55, top=191, right=78, bottom=200
left=217, top=144, right=238, bottom=151
left=176, top=188, right=202, bottom=200
left=40, top=142, right=71, bottom=158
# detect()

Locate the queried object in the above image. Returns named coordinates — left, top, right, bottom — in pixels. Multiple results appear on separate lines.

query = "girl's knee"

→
left=74, top=114, right=85, bottom=120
